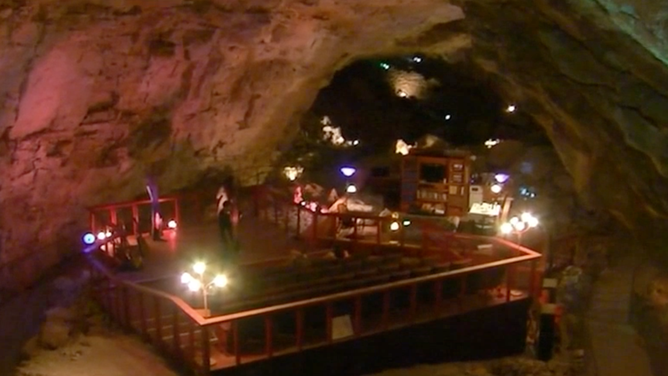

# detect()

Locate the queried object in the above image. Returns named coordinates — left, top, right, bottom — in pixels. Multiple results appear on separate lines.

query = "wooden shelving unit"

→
left=400, top=153, right=471, bottom=216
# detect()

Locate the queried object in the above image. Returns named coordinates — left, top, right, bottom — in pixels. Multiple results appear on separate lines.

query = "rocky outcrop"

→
left=1, top=0, right=668, bottom=285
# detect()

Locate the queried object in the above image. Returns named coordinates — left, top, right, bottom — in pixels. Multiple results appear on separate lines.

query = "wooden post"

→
left=201, top=326, right=211, bottom=371
left=264, top=316, right=273, bottom=358
left=354, top=296, right=362, bottom=336
left=530, top=260, right=537, bottom=299
left=312, top=210, right=319, bottom=251
left=154, top=297, right=163, bottom=347
left=110, top=208, right=117, bottom=226
left=89, top=211, right=96, bottom=232
left=284, top=204, right=289, bottom=233
left=172, top=305, right=181, bottom=357
left=326, top=303, right=333, bottom=343
left=233, top=321, right=241, bottom=365
left=296, top=309, right=304, bottom=351
left=382, top=291, right=390, bottom=329
left=296, top=205, right=301, bottom=239
left=174, top=198, right=181, bottom=226
left=409, top=284, right=417, bottom=322
left=376, top=218, right=381, bottom=248
left=139, top=293, right=147, bottom=338
left=189, top=320, right=195, bottom=365
left=122, top=286, right=131, bottom=329
left=434, top=279, right=443, bottom=317
left=506, top=264, right=514, bottom=302
left=131, top=205, right=139, bottom=235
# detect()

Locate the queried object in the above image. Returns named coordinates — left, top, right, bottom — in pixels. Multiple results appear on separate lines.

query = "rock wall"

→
left=1, top=0, right=668, bottom=286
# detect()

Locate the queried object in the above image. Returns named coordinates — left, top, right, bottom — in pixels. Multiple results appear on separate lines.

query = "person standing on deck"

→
left=216, top=185, right=229, bottom=216
left=146, top=176, right=163, bottom=241
left=218, top=200, right=236, bottom=263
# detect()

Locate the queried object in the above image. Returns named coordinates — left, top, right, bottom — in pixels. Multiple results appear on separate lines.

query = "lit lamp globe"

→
left=500, top=222, right=513, bottom=235
left=346, top=184, right=357, bottom=194
left=491, top=184, right=503, bottom=194
left=340, top=167, right=356, bottom=177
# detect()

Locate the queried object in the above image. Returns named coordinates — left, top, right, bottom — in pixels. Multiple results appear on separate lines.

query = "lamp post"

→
left=500, top=212, right=539, bottom=246
left=181, top=262, right=228, bottom=317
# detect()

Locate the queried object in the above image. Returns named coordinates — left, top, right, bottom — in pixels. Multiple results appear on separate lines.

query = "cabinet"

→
left=400, top=154, right=470, bottom=216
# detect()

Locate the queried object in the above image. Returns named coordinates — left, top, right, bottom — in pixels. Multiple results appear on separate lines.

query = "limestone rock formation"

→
left=1, top=0, right=668, bottom=287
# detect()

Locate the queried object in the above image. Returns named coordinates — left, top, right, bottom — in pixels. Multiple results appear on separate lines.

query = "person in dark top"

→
left=218, top=201, right=235, bottom=262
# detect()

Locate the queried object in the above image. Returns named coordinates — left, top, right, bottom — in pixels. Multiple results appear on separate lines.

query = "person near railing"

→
left=216, top=185, right=229, bottom=215
left=218, top=200, right=239, bottom=264
left=146, top=176, right=163, bottom=241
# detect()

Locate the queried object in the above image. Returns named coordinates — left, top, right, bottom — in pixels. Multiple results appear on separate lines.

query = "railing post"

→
left=89, top=211, right=96, bottom=232
left=312, top=210, right=319, bottom=251
left=273, top=201, right=278, bottom=223
left=296, top=309, right=303, bottom=351
left=110, top=208, right=117, bottom=225
left=284, top=204, right=289, bottom=233
left=382, top=291, right=390, bottom=329
left=376, top=218, right=381, bottom=247
left=122, top=286, right=131, bottom=329
left=189, top=320, right=196, bottom=366
left=506, top=264, right=515, bottom=302
left=434, top=279, right=442, bottom=317
left=530, top=260, right=537, bottom=299
left=139, top=293, right=148, bottom=338
left=296, top=205, right=301, bottom=239
left=459, top=276, right=467, bottom=311
left=172, top=305, right=181, bottom=358
left=154, top=297, right=163, bottom=348
left=264, top=315, right=273, bottom=358
left=354, top=296, right=362, bottom=336
left=233, top=321, right=241, bottom=366
left=409, top=284, right=417, bottom=322
left=326, top=303, right=333, bottom=343
left=201, top=326, right=211, bottom=372
left=131, top=205, right=139, bottom=235
left=174, top=198, right=181, bottom=227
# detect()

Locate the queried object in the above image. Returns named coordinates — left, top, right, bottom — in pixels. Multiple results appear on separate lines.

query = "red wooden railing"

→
left=85, top=185, right=542, bottom=375
left=88, top=196, right=180, bottom=236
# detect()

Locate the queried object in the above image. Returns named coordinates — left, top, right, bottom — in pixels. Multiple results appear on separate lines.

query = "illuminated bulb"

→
left=494, top=173, right=510, bottom=183
left=512, top=221, right=526, bottom=231
left=193, top=262, right=206, bottom=275
left=187, top=279, right=202, bottom=292
left=167, top=220, right=177, bottom=229
left=346, top=184, right=357, bottom=194
left=213, top=274, right=228, bottom=287
left=491, top=184, right=503, bottom=194
left=445, top=114, right=451, bottom=120
left=390, top=222, right=400, bottom=231
left=528, top=217, right=539, bottom=228
left=181, top=272, right=193, bottom=284
left=105, top=231, right=112, bottom=238
left=520, top=212, right=533, bottom=223
left=83, top=233, right=96, bottom=245
left=506, top=104, right=516, bottom=113
left=509, top=217, right=520, bottom=225
left=97, top=232, right=106, bottom=240
left=402, top=220, right=411, bottom=227
left=340, top=167, right=356, bottom=177
left=397, top=90, right=408, bottom=98
left=500, top=223, right=513, bottom=234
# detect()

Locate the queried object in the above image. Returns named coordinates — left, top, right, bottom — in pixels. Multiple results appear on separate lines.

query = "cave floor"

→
left=117, top=215, right=309, bottom=284
left=585, top=253, right=654, bottom=376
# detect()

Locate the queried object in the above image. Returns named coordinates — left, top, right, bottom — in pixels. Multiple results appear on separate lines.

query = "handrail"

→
left=86, top=255, right=209, bottom=326
left=88, top=196, right=178, bottom=211
left=198, top=245, right=540, bottom=326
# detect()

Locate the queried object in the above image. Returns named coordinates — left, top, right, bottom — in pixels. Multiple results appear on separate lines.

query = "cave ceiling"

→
left=1, top=0, right=668, bottom=273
